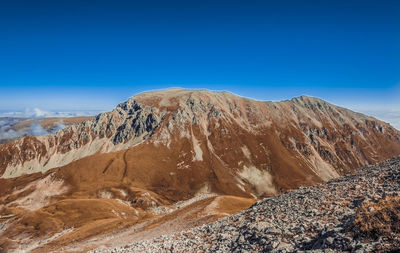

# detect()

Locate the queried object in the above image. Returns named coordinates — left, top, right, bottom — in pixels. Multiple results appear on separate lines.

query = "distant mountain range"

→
left=0, top=116, right=92, bottom=144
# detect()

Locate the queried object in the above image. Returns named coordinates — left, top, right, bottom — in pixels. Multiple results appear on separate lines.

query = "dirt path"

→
left=122, top=149, right=129, bottom=179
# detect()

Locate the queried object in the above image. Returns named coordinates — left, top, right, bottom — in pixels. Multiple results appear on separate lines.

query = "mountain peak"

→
left=290, top=94, right=327, bottom=104
left=132, top=89, right=331, bottom=110
left=1, top=88, right=399, bottom=180
left=132, top=88, right=236, bottom=102
left=1, top=89, right=400, bottom=252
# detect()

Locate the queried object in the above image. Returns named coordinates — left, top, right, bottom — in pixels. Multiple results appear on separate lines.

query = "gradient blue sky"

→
left=0, top=1, right=399, bottom=126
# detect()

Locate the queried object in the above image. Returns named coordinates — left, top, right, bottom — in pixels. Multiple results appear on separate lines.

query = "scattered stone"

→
left=92, top=157, right=400, bottom=253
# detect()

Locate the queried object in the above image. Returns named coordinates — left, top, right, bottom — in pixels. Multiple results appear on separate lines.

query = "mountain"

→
left=0, top=89, right=399, bottom=252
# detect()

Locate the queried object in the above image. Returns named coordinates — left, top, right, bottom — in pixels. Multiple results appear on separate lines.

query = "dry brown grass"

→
left=0, top=198, right=148, bottom=252
left=354, top=196, right=400, bottom=238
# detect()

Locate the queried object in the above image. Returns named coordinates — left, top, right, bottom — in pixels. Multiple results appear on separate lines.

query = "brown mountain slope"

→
left=1, top=89, right=399, bottom=181
left=0, top=89, right=400, bottom=252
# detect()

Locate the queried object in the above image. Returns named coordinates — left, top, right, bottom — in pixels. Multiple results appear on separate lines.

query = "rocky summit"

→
left=97, top=157, right=400, bottom=253
left=0, top=89, right=399, bottom=252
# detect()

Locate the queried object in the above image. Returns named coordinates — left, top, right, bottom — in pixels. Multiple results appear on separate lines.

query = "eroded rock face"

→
left=0, top=100, right=163, bottom=178
left=1, top=89, right=400, bottom=188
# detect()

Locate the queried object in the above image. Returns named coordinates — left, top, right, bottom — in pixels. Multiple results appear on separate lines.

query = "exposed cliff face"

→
left=1, top=89, right=400, bottom=252
left=1, top=90, right=400, bottom=188
left=0, top=100, right=163, bottom=178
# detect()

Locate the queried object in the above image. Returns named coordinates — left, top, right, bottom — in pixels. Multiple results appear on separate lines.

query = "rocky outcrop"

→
left=0, top=100, right=163, bottom=177
left=98, top=157, right=400, bottom=252
left=1, top=89, right=400, bottom=192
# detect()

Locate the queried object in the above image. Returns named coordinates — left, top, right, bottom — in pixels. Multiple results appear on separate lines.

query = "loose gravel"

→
left=93, top=157, right=400, bottom=253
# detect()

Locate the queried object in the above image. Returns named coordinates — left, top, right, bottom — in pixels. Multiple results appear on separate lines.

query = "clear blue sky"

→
left=0, top=0, right=399, bottom=126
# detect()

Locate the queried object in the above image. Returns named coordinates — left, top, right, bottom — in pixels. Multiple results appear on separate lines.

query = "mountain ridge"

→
left=1, top=88, right=400, bottom=252
left=1, top=89, right=398, bottom=179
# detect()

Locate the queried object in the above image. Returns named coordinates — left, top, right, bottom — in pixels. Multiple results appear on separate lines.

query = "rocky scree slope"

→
left=97, top=157, right=400, bottom=253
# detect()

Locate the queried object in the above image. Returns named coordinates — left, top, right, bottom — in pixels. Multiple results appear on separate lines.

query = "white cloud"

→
left=0, top=119, right=21, bottom=140
left=29, top=123, right=49, bottom=136
left=0, top=108, right=103, bottom=118
left=0, top=129, right=19, bottom=139
left=51, top=121, right=66, bottom=133
left=33, top=108, right=52, bottom=118
left=0, top=111, right=25, bottom=117
left=24, top=108, right=58, bottom=118
left=0, top=108, right=102, bottom=143
left=0, top=119, right=64, bottom=142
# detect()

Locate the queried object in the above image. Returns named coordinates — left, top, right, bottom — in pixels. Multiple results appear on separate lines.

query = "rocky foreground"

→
left=94, top=157, right=400, bottom=252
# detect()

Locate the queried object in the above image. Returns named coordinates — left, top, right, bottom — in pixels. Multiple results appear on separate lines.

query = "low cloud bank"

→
left=0, top=108, right=103, bottom=118
left=358, top=109, right=400, bottom=130
left=52, top=121, right=67, bottom=132
left=0, top=108, right=100, bottom=143
left=29, top=123, right=49, bottom=136
left=0, top=118, right=23, bottom=141
left=0, top=119, right=71, bottom=143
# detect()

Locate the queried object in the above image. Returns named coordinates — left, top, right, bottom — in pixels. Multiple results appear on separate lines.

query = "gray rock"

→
left=91, top=157, right=400, bottom=253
